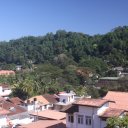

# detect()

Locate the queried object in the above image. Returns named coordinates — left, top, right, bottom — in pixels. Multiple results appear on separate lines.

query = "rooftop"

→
left=18, top=119, right=66, bottom=128
left=104, top=91, right=128, bottom=110
left=99, top=77, right=120, bottom=80
left=29, top=110, right=66, bottom=120
left=1, top=100, right=26, bottom=116
left=0, top=83, right=10, bottom=88
left=73, top=98, right=109, bottom=107
left=42, top=94, right=58, bottom=104
left=0, top=108, right=10, bottom=115
left=61, top=104, right=78, bottom=113
left=99, top=108, right=126, bottom=118
left=7, top=97, right=24, bottom=105
left=26, top=95, right=49, bottom=105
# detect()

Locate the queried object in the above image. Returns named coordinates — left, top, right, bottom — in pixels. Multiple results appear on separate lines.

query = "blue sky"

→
left=0, top=0, right=128, bottom=41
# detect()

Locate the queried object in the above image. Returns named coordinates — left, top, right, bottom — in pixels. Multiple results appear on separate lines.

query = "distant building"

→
left=0, top=98, right=34, bottom=128
left=95, top=77, right=120, bottom=88
left=25, top=95, right=52, bottom=111
left=16, top=65, right=22, bottom=71
left=54, top=91, right=76, bottom=111
left=117, top=71, right=128, bottom=78
left=0, top=70, right=15, bottom=76
left=0, top=84, right=12, bottom=97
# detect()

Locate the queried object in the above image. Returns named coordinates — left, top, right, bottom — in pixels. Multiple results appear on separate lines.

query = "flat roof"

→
left=29, top=110, right=66, bottom=120
left=99, top=77, right=120, bottom=80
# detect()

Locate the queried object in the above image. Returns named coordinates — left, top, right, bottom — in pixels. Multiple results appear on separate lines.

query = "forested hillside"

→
left=0, top=26, right=128, bottom=99
left=0, top=26, right=128, bottom=70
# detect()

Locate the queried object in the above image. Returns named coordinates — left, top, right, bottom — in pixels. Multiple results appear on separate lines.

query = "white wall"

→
left=26, top=103, right=50, bottom=111
left=0, top=86, right=2, bottom=93
left=66, top=104, right=108, bottom=128
left=0, top=116, right=8, bottom=128
left=0, top=86, right=12, bottom=96
left=97, top=102, right=109, bottom=115
left=59, top=94, right=74, bottom=103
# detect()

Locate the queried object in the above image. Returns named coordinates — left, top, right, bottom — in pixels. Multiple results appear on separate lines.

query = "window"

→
left=85, top=116, right=92, bottom=125
left=78, top=115, right=83, bottom=124
left=68, top=114, right=74, bottom=123
left=62, top=99, right=66, bottom=103
left=44, top=105, right=47, bottom=109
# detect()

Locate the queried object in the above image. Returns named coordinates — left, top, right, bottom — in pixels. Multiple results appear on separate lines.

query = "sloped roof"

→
left=29, top=110, right=66, bottom=120
left=8, top=97, right=24, bottom=105
left=27, top=95, right=49, bottom=105
left=99, top=108, right=126, bottom=118
left=18, top=119, right=66, bottom=128
left=1, top=100, right=26, bottom=116
left=73, top=98, right=109, bottom=107
left=61, top=104, right=78, bottom=113
left=0, top=96, right=4, bottom=101
left=0, top=83, right=10, bottom=88
left=0, top=108, right=10, bottom=115
left=0, top=70, right=15, bottom=75
left=103, top=91, right=128, bottom=110
left=42, top=94, right=58, bottom=104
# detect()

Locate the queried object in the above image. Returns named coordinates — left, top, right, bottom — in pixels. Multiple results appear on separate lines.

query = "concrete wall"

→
left=0, top=86, right=12, bottom=96
left=66, top=104, right=108, bottom=128
left=59, top=94, right=74, bottom=103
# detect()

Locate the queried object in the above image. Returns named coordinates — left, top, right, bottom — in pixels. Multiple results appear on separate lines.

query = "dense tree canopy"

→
left=0, top=26, right=128, bottom=70
left=0, top=26, right=128, bottom=99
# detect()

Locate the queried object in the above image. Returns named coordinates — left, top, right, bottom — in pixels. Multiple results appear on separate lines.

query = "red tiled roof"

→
left=73, top=98, right=109, bottom=107
left=61, top=104, right=78, bottom=113
left=0, top=83, right=10, bottom=88
left=0, top=108, right=10, bottom=115
left=0, top=96, right=4, bottom=101
left=27, top=95, right=49, bottom=105
left=29, top=110, right=66, bottom=120
left=42, top=94, right=58, bottom=104
left=99, top=108, right=126, bottom=118
left=103, top=91, right=128, bottom=110
left=1, top=100, right=26, bottom=116
left=8, top=97, right=24, bottom=105
left=18, top=119, right=66, bottom=128
left=0, top=70, right=15, bottom=75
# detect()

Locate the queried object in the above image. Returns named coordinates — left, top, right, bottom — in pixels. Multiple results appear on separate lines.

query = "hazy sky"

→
left=0, top=0, right=128, bottom=41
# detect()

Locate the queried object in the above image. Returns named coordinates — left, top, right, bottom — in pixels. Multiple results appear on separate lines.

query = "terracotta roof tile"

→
left=42, top=94, right=58, bottom=104
left=27, top=95, right=49, bottom=105
left=99, top=108, right=126, bottom=118
left=1, top=100, right=26, bottom=116
left=0, top=96, right=4, bottom=101
left=0, top=108, right=10, bottom=115
left=104, top=91, right=128, bottom=110
left=18, top=119, right=66, bottom=128
left=73, top=98, right=109, bottom=107
left=0, top=70, right=15, bottom=75
left=61, top=104, right=78, bottom=113
left=8, top=97, right=24, bottom=105
left=0, top=83, right=10, bottom=88
left=29, top=110, right=66, bottom=120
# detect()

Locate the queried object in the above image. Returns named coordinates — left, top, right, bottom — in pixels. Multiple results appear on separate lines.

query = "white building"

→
left=0, top=99, right=34, bottom=128
left=62, top=98, right=127, bottom=128
left=0, top=84, right=12, bottom=97
left=58, top=91, right=75, bottom=104
left=25, top=95, right=52, bottom=112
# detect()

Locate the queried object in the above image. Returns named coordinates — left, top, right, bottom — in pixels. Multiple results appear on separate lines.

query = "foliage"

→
left=107, top=116, right=128, bottom=128
left=0, top=26, right=128, bottom=98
